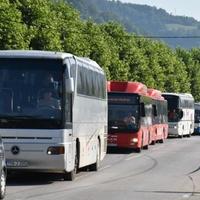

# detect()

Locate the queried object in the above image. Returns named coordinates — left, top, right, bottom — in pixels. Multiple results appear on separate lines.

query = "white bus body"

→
left=162, top=93, right=194, bottom=137
left=0, top=50, right=107, bottom=180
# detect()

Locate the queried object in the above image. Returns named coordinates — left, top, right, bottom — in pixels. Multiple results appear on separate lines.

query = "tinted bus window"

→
left=162, top=95, right=179, bottom=110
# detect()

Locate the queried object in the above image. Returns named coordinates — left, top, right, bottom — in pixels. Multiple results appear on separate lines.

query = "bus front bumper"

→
left=5, top=144, right=69, bottom=172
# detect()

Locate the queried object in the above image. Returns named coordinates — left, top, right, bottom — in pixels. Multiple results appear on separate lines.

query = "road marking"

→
left=99, top=165, right=111, bottom=171
left=75, top=165, right=111, bottom=180
left=152, top=147, right=162, bottom=151
left=76, top=173, right=91, bottom=180
left=182, top=193, right=192, bottom=199
left=125, top=155, right=142, bottom=161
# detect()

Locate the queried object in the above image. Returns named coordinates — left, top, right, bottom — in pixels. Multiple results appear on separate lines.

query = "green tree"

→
left=0, top=0, right=28, bottom=49
left=176, top=48, right=200, bottom=101
left=52, top=1, right=89, bottom=55
left=15, top=0, right=62, bottom=50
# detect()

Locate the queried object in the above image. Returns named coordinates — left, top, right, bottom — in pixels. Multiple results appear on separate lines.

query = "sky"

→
left=119, top=0, right=200, bottom=21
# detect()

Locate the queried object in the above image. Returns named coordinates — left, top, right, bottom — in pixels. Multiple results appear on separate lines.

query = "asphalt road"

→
left=5, top=136, right=200, bottom=200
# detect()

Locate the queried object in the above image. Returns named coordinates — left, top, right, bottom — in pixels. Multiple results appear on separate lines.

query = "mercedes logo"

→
left=11, top=146, right=20, bottom=155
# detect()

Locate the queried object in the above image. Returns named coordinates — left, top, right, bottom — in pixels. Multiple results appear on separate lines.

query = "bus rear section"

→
left=108, top=81, right=153, bottom=152
left=148, top=89, right=168, bottom=143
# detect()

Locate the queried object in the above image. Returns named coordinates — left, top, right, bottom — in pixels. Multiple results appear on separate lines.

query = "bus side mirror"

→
left=140, top=103, right=145, bottom=117
left=65, top=78, right=74, bottom=93
left=179, top=110, right=183, bottom=119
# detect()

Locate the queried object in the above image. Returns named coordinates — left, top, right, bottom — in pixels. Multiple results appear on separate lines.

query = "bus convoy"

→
left=0, top=50, right=107, bottom=182
left=0, top=50, right=197, bottom=199
left=107, top=81, right=169, bottom=152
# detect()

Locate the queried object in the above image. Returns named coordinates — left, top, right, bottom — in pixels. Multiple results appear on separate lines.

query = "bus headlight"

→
left=174, top=126, right=177, bottom=129
left=132, top=138, right=138, bottom=143
left=47, top=146, right=65, bottom=155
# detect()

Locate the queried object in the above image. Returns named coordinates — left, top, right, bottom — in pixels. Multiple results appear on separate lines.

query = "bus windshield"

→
left=195, top=109, right=200, bottom=123
left=108, top=104, right=139, bottom=133
left=167, top=108, right=183, bottom=122
left=162, top=95, right=179, bottom=110
left=0, top=58, right=64, bottom=129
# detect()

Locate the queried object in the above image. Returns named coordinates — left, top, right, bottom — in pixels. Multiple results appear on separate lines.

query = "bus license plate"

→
left=6, top=160, right=28, bottom=167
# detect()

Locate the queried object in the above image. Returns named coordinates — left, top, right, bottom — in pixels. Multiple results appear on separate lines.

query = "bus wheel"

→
left=159, top=139, right=164, bottom=143
left=88, top=140, right=100, bottom=171
left=135, top=147, right=141, bottom=153
left=143, top=145, right=148, bottom=150
left=151, top=140, right=156, bottom=145
left=0, top=170, right=6, bottom=199
left=63, top=147, right=79, bottom=181
left=187, top=133, right=191, bottom=137
left=178, top=134, right=183, bottom=138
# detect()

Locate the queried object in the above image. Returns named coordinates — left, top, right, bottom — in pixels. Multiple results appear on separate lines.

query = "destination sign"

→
left=108, top=93, right=139, bottom=104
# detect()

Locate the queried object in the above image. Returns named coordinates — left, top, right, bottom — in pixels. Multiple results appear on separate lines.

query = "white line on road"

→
left=75, top=165, right=112, bottom=180
left=99, top=165, right=111, bottom=171
left=182, top=193, right=192, bottom=199
left=125, top=155, right=142, bottom=161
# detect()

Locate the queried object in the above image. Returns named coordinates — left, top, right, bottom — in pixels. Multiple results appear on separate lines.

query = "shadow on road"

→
left=7, top=172, right=64, bottom=186
left=107, top=147, right=137, bottom=154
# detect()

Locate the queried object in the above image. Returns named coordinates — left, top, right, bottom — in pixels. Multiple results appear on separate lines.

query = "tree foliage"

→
left=0, top=0, right=199, bottom=101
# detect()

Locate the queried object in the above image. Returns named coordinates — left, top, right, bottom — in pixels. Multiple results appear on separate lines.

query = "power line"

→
left=133, top=36, right=200, bottom=39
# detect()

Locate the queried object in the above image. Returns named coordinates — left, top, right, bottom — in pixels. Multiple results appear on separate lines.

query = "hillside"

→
left=66, top=0, right=200, bottom=48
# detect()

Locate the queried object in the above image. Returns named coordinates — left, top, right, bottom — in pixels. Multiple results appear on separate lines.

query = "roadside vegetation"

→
left=0, top=0, right=200, bottom=100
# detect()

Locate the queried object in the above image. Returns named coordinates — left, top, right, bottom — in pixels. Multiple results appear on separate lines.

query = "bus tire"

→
left=159, top=138, right=164, bottom=143
left=136, top=136, right=143, bottom=153
left=187, top=133, right=191, bottom=137
left=135, top=147, right=141, bottom=153
left=178, top=134, right=183, bottom=138
left=63, top=171, right=74, bottom=181
left=0, top=170, right=6, bottom=199
left=63, top=145, right=79, bottom=181
left=143, top=145, right=148, bottom=150
left=88, top=140, right=100, bottom=171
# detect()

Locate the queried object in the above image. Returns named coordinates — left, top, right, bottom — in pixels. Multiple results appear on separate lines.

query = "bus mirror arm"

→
left=65, top=78, right=74, bottom=93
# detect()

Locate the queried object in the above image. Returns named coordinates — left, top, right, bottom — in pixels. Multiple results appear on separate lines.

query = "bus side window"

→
left=140, top=103, right=145, bottom=117
left=152, top=105, right=157, bottom=116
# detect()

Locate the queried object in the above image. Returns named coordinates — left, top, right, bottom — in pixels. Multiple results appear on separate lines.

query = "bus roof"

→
left=0, top=50, right=73, bottom=59
left=162, top=92, right=194, bottom=100
left=0, top=50, right=103, bottom=72
left=147, top=89, right=165, bottom=100
left=107, top=81, right=147, bottom=96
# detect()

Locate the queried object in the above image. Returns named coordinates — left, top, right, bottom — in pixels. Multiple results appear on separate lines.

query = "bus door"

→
left=64, top=58, right=75, bottom=171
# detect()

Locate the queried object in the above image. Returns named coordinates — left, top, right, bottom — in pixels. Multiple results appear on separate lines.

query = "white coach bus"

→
left=0, top=50, right=107, bottom=180
left=162, top=93, right=194, bottom=137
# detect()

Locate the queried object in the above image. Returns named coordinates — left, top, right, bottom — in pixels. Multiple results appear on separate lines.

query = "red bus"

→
left=107, top=81, right=153, bottom=152
left=147, top=89, right=168, bottom=143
